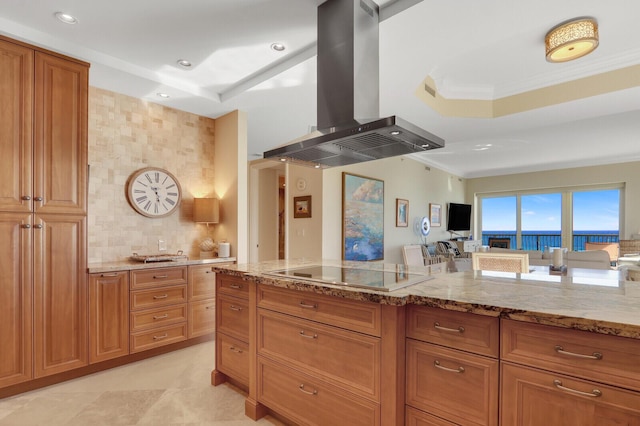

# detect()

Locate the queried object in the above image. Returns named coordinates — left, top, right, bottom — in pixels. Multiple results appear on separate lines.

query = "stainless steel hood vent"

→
left=264, top=0, right=444, bottom=167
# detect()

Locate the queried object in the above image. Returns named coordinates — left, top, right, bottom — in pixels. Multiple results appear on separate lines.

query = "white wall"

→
left=286, top=163, right=323, bottom=260
left=466, top=161, right=640, bottom=239
left=322, top=156, right=466, bottom=264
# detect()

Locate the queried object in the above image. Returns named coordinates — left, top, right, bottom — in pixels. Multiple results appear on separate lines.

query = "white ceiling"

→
left=2, top=0, right=639, bottom=178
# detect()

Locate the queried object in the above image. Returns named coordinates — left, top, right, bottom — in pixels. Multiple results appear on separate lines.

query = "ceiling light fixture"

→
left=55, top=12, right=78, bottom=24
left=270, top=43, right=285, bottom=52
left=157, top=92, right=170, bottom=98
left=545, top=18, right=598, bottom=63
left=177, top=59, right=192, bottom=68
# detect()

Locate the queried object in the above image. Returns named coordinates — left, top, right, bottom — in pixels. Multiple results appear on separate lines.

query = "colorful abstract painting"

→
left=342, top=172, right=384, bottom=261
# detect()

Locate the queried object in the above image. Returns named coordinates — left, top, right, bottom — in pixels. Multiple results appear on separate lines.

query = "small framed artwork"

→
left=429, top=203, right=442, bottom=227
left=396, top=199, right=409, bottom=227
left=294, top=196, right=312, bottom=218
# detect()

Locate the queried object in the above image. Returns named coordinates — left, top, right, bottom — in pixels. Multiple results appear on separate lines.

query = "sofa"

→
left=489, top=247, right=612, bottom=269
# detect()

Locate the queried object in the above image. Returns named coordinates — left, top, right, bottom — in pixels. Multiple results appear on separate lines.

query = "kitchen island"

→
left=211, top=259, right=640, bottom=425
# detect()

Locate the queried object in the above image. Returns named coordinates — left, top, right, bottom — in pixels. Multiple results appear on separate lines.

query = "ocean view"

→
left=481, top=230, right=619, bottom=251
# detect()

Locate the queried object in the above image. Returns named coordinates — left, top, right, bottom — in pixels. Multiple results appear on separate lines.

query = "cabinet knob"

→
left=34, top=224, right=43, bottom=229
left=34, top=196, right=43, bottom=201
left=22, top=195, right=31, bottom=201
left=22, top=224, right=31, bottom=229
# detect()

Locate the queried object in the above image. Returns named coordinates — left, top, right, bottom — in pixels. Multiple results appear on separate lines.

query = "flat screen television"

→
left=447, top=203, right=472, bottom=231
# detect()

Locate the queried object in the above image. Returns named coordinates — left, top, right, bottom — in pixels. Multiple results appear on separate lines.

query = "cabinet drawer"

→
left=257, top=284, right=381, bottom=336
left=257, top=357, right=380, bottom=426
left=501, top=319, right=640, bottom=392
left=258, top=309, right=380, bottom=400
left=406, top=339, right=499, bottom=426
left=217, top=294, right=249, bottom=342
left=407, top=305, right=499, bottom=357
left=130, top=304, right=187, bottom=332
left=130, top=266, right=187, bottom=290
left=217, top=275, right=249, bottom=299
left=501, top=363, right=640, bottom=425
left=130, top=285, right=187, bottom=311
left=406, top=406, right=457, bottom=426
left=188, top=264, right=217, bottom=301
left=217, top=332, right=249, bottom=386
left=130, top=323, right=187, bottom=353
left=188, top=298, right=216, bottom=338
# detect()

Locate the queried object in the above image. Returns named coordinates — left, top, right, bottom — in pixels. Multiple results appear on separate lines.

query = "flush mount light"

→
left=545, top=18, right=598, bottom=63
left=177, top=59, right=192, bottom=68
left=270, top=43, right=286, bottom=52
left=156, top=92, right=170, bottom=98
left=55, top=12, right=78, bottom=24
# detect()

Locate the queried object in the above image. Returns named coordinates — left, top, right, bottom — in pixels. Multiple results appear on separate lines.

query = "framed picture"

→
left=293, top=195, right=311, bottom=218
left=430, top=203, right=442, bottom=227
left=396, top=199, right=409, bottom=227
left=342, top=172, right=384, bottom=261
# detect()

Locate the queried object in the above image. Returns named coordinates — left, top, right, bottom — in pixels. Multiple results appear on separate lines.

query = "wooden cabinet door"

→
left=501, top=363, right=640, bottom=425
left=33, top=52, right=88, bottom=215
left=0, top=212, right=32, bottom=387
left=89, top=271, right=129, bottom=364
left=188, top=264, right=217, bottom=301
left=0, top=39, right=33, bottom=213
left=33, top=213, right=87, bottom=377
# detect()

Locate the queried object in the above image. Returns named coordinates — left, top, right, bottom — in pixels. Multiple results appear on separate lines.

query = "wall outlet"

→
left=158, top=239, right=166, bottom=252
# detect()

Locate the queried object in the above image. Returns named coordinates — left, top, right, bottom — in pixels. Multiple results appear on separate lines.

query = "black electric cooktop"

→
left=264, top=265, right=433, bottom=292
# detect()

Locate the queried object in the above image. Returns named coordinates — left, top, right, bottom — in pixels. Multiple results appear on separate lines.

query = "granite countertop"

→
left=211, top=259, right=640, bottom=340
left=87, top=257, right=236, bottom=273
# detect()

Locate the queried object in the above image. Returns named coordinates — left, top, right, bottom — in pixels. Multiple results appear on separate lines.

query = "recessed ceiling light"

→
left=280, top=158, right=287, bottom=162
left=421, top=144, right=430, bottom=148
left=55, top=12, right=78, bottom=24
left=270, top=43, right=286, bottom=52
left=157, top=93, right=170, bottom=98
left=390, top=130, right=401, bottom=136
left=177, top=59, right=192, bottom=68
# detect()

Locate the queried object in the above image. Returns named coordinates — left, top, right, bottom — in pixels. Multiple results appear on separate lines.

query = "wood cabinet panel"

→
left=501, top=362, right=640, bottom=426
left=216, top=333, right=249, bottom=386
left=33, top=52, right=87, bottom=215
left=0, top=213, right=32, bottom=387
left=130, top=266, right=187, bottom=290
left=89, top=271, right=129, bottom=363
left=129, top=285, right=187, bottom=311
left=0, top=39, right=33, bottom=213
left=33, top=214, right=87, bottom=377
left=257, top=284, right=381, bottom=336
left=188, top=264, right=217, bottom=301
left=188, top=298, right=216, bottom=338
left=501, top=319, right=640, bottom=392
left=406, top=406, right=457, bottom=426
left=407, top=305, right=499, bottom=357
left=217, top=293, right=249, bottom=342
left=257, top=357, right=380, bottom=426
left=130, top=323, right=187, bottom=353
left=217, top=275, right=249, bottom=298
left=130, top=304, right=187, bottom=332
left=406, top=339, right=499, bottom=426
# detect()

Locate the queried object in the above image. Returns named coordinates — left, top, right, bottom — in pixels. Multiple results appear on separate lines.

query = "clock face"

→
left=126, top=167, right=182, bottom=218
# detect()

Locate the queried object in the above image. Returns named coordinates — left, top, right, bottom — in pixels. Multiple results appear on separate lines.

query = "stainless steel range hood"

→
left=263, top=0, right=444, bottom=167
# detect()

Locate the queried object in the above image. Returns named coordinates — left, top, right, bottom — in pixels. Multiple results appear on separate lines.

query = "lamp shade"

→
left=193, top=198, right=219, bottom=223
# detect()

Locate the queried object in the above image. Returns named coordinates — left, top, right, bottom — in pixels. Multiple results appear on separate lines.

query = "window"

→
left=478, top=186, right=621, bottom=251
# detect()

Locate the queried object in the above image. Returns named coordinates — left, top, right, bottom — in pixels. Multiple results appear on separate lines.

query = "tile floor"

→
left=0, top=341, right=283, bottom=425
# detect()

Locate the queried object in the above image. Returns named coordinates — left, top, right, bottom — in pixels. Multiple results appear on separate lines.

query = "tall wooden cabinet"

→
left=0, top=35, right=89, bottom=386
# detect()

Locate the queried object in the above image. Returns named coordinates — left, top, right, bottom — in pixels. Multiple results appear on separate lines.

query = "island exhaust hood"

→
left=263, top=0, right=444, bottom=168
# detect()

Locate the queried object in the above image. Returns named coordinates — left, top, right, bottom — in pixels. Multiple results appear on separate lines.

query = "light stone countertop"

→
left=211, top=258, right=640, bottom=340
left=87, top=257, right=236, bottom=273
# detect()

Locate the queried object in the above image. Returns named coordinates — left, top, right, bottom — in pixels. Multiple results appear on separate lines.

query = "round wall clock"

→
left=126, top=167, right=182, bottom=218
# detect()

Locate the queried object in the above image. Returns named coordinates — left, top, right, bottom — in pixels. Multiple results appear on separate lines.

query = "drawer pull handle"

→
left=553, top=379, right=602, bottom=398
left=299, top=301, right=318, bottom=309
left=153, top=294, right=169, bottom=299
left=153, top=314, right=169, bottom=320
left=101, top=273, right=119, bottom=277
left=229, top=346, right=243, bottom=354
left=298, top=384, right=318, bottom=395
left=554, top=345, right=603, bottom=360
left=434, top=322, right=465, bottom=334
left=434, top=360, right=465, bottom=374
left=154, top=274, right=169, bottom=279
left=230, top=284, right=243, bottom=289
left=299, top=330, right=318, bottom=339
left=153, top=334, right=168, bottom=340
left=229, top=305, right=242, bottom=311
left=206, top=305, right=215, bottom=310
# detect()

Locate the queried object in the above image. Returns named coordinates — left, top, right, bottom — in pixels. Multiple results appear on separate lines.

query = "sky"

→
left=481, top=189, right=620, bottom=231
